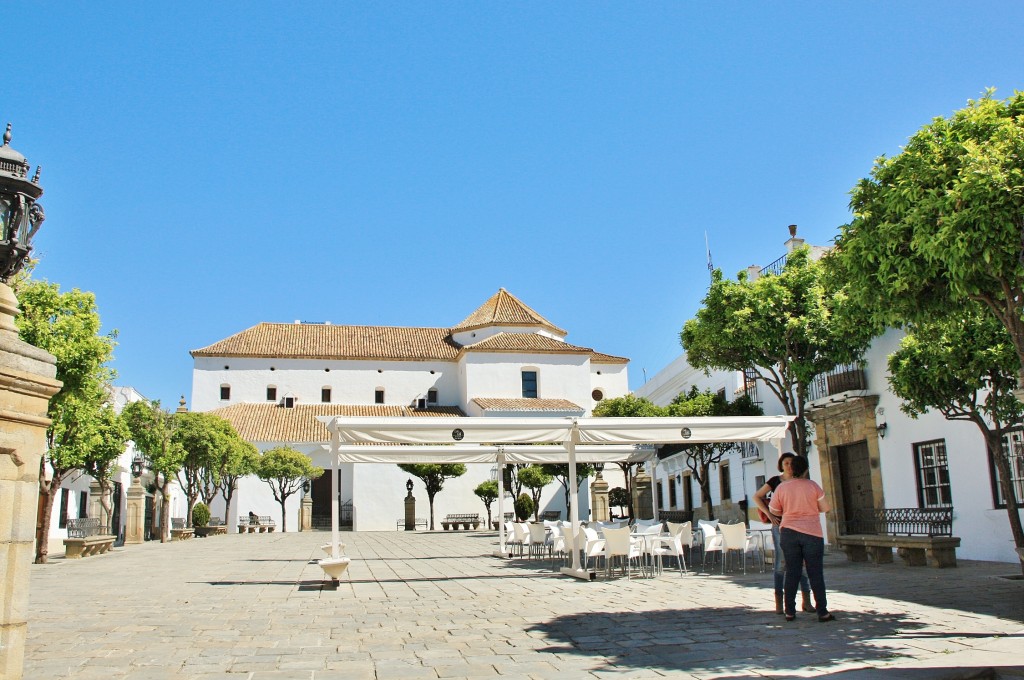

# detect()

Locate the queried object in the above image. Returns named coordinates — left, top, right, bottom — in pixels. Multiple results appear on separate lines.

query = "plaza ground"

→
left=25, top=530, right=1024, bottom=679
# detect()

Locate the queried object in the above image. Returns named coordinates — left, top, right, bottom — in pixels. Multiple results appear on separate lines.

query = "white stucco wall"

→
left=461, top=353, right=595, bottom=412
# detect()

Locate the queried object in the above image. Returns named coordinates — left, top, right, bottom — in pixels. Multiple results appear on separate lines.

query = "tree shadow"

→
left=525, top=605, right=1013, bottom=677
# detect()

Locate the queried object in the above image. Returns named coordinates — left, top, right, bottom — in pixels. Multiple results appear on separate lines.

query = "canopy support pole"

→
left=495, top=450, right=507, bottom=558
left=650, top=457, right=659, bottom=522
left=331, top=427, right=340, bottom=559
left=560, top=425, right=594, bottom=580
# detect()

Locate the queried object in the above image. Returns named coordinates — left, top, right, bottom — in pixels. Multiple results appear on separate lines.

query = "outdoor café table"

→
left=632, top=531, right=667, bottom=578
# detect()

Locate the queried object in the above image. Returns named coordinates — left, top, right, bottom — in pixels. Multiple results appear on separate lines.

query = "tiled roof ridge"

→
left=453, top=288, right=567, bottom=335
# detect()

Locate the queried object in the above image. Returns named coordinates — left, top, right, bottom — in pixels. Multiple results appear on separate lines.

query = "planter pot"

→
left=194, top=526, right=216, bottom=538
left=319, top=556, right=351, bottom=581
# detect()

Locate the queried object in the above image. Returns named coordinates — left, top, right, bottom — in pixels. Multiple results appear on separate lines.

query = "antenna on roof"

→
left=705, top=231, right=714, bottom=284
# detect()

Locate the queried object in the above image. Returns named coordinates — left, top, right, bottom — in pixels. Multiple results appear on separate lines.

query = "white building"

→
left=190, top=289, right=630, bottom=531
left=637, top=228, right=1024, bottom=564
left=42, top=385, right=186, bottom=553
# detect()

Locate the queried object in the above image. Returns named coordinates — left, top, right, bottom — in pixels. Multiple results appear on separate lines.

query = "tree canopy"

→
left=257, top=446, right=323, bottom=531
left=517, top=465, right=554, bottom=521
left=122, top=398, right=183, bottom=542
left=592, top=394, right=663, bottom=519
left=835, top=90, right=1024, bottom=389
left=681, top=247, right=873, bottom=455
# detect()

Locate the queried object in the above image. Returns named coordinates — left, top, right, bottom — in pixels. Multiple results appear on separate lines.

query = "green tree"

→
left=662, top=387, right=763, bottom=520
left=398, top=463, right=467, bottom=530
left=609, top=487, right=630, bottom=518
left=171, top=412, right=237, bottom=526
left=517, top=465, right=554, bottom=521
left=888, top=306, right=1024, bottom=570
left=80, top=403, right=131, bottom=534
left=540, top=463, right=594, bottom=519
left=836, top=90, right=1024, bottom=392
left=593, top=394, right=666, bottom=519
left=473, top=480, right=499, bottom=527
left=681, top=248, right=873, bottom=456
left=257, top=446, right=323, bottom=531
left=122, top=399, right=184, bottom=543
left=14, top=280, right=117, bottom=563
left=217, top=435, right=260, bottom=525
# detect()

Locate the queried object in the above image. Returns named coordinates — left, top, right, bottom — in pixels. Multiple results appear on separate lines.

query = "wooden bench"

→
left=839, top=507, right=960, bottom=568
left=442, top=513, right=480, bottom=530
left=170, top=517, right=194, bottom=541
left=538, top=511, right=561, bottom=522
left=63, top=518, right=116, bottom=559
left=397, top=518, right=428, bottom=530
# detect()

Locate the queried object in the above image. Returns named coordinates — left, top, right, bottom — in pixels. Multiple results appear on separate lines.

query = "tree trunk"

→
left=222, top=482, right=235, bottom=525
left=989, top=433, right=1024, bottom=576
left=160, top=489, right=172, bottom=543
left=279, top=496, right=287, bottom=532
left=428, top=493, right=436, bottom=530
left=98, top=480, right=113, bottom=534
left=700, top=463, right=714, bottom=520
left=34, top=461, right=60, bottom=564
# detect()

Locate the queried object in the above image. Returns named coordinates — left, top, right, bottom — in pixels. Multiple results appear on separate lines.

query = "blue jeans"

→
left=771, top=523, right=809, bottom=595
left=779, top=528, right=828, bottom=617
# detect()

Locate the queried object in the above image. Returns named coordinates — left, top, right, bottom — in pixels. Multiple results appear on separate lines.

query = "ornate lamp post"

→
left=404, top=478, right=417, bottom=531
left=0, top=123, right=60, bottom=680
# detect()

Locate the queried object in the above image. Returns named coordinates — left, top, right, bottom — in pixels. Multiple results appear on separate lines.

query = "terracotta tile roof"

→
left=211, top=403, right=464, bottom=443
left=472, top=398, right=584, bottom=412
left=454, top=289, right=567, bottom=335
left=589, top=350, right=629, bottom=365
left=191, top=323, right=461, bottom=360
left=462, top=332, right=629, bottom=364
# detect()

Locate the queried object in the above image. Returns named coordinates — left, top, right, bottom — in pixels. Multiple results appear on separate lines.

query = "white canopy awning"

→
left=315, top=414, right=794, bottom=580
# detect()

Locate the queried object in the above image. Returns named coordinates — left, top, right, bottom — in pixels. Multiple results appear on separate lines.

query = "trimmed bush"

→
left=191, top=502, right=211, bottom=528
left=514, top=493, right=534, bottom=522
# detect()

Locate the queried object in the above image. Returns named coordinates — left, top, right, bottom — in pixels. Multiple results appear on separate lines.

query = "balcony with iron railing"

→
left=807, top=363, right=868, bottom=403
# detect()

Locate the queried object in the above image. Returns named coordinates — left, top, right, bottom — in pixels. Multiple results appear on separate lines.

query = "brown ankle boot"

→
left=801, top=591, right=815, bottom=613
left=775, top=592, right=784, bottom=615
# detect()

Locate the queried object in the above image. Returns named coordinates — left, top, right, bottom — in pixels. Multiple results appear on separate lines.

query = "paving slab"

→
left=25, top=530, right=1024, bottom=678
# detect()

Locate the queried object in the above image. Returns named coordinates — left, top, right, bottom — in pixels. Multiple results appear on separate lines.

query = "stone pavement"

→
left=24, top=530, right=1024, bottom=679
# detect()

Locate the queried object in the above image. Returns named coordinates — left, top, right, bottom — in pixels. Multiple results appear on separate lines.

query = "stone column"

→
left=404, top=490, right=416, bottom=530
left=124, top=477, right=146, bottom=545
left=300, top=495, right=312, bottom=531
left=0, top=282, right=61, bottom=680
left=633, top=470, right=653, bottom=520
left=88, top=479, right=109, bottom=532
left=590, top=469, right=610, bottom=522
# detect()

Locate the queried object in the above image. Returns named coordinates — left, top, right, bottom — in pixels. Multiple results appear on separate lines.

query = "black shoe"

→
left=785, top=613, right=796, bottom=622
left=818, top=613, right=835, bottom=622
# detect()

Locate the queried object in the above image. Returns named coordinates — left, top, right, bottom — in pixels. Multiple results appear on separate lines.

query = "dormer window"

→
left=283, top=394, right=297, bottom=409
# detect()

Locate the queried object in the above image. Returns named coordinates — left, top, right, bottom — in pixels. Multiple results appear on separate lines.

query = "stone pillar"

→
left=590, top=468, right=610, bottom=522
left=633, top=470, right=653, bottom=520
left=300, top=495, right=312, bottom=531
left=88, top=479, right=109, bottom=532
left=0, top=282, right=61, bottom=680
left=124, top=477, right=146, bottom=545
left=404, top=489, right=416, bottom=531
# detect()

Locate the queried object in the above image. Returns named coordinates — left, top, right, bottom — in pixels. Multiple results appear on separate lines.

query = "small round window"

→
left=592, top=389, right=604, bottom=401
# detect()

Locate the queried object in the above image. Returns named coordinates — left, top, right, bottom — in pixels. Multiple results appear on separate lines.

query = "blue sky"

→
left=7, top=3, right=1024, bottom=407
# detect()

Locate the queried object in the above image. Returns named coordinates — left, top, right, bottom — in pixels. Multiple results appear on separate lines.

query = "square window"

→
left=427, top=389, right=438, bottom=404
left=267, top=387, right=277, bottom=401
left=375, top=389, right=384, bottom=404
left=322, top=388, right=331, bottom=403
left=220, top=385, right=230, bottom=400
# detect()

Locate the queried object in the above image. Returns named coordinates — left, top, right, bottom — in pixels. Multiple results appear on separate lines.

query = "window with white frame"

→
left=719, top=461, right=731, bottom=501
left=913, top=439, right=952, bottom=508
left=994, top=430, right=1024, bottom=508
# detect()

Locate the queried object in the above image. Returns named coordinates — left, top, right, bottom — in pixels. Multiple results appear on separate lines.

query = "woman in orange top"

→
left=768, top=454, right=834, bottom=622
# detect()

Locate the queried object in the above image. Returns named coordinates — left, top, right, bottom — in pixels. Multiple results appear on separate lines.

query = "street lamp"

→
left=302, top=479, right=311, bottom=495
left=406, top=478, right=414, bottom=494
left=130, top=454, right=144, bottom=479
left=0, top=124, right=45, bottom=283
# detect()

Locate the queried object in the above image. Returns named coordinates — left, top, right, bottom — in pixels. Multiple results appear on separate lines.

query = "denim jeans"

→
left=772, top=523, right=809, bottom=595
left=779, top=528, right=828, bottom=617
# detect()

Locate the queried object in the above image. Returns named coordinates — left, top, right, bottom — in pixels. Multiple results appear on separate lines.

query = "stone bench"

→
left=63, top=534, right=116, bottom=558
left=64, top=518, right=115, bottom=558
left=170, top=517, right=194, bottom=541
left=837, top=534, right=961, bottom=568
left=442, top=514, right=480, bottom=530
left=238, top=516, right=276, bottom=533
left=397, top=518, right=428, bottom=530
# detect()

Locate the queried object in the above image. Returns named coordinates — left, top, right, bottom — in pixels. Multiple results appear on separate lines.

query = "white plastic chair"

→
left=719, top=522, right=749, bottom=574
left=581, top=526, right=606, bottom=571
left=511, top=523, right=530, bottom=558
left=654, top=521, right=691, bottom=575
left=602, top=526, right=642, bottom=580
left=700, top=522, right=724, bottom=572
left=527, top=522, right=548, bottom=559
left=504, top=521, right=520, bottom=556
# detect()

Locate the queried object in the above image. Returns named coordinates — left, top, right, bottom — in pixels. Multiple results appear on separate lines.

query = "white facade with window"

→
left=637, top=230, right=1023, bottom=564
left=190, top=289, right=629, bottom=531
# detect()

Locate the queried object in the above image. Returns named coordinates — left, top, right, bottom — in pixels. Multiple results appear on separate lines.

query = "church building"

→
left=189, top=289, right=629, bottom=531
